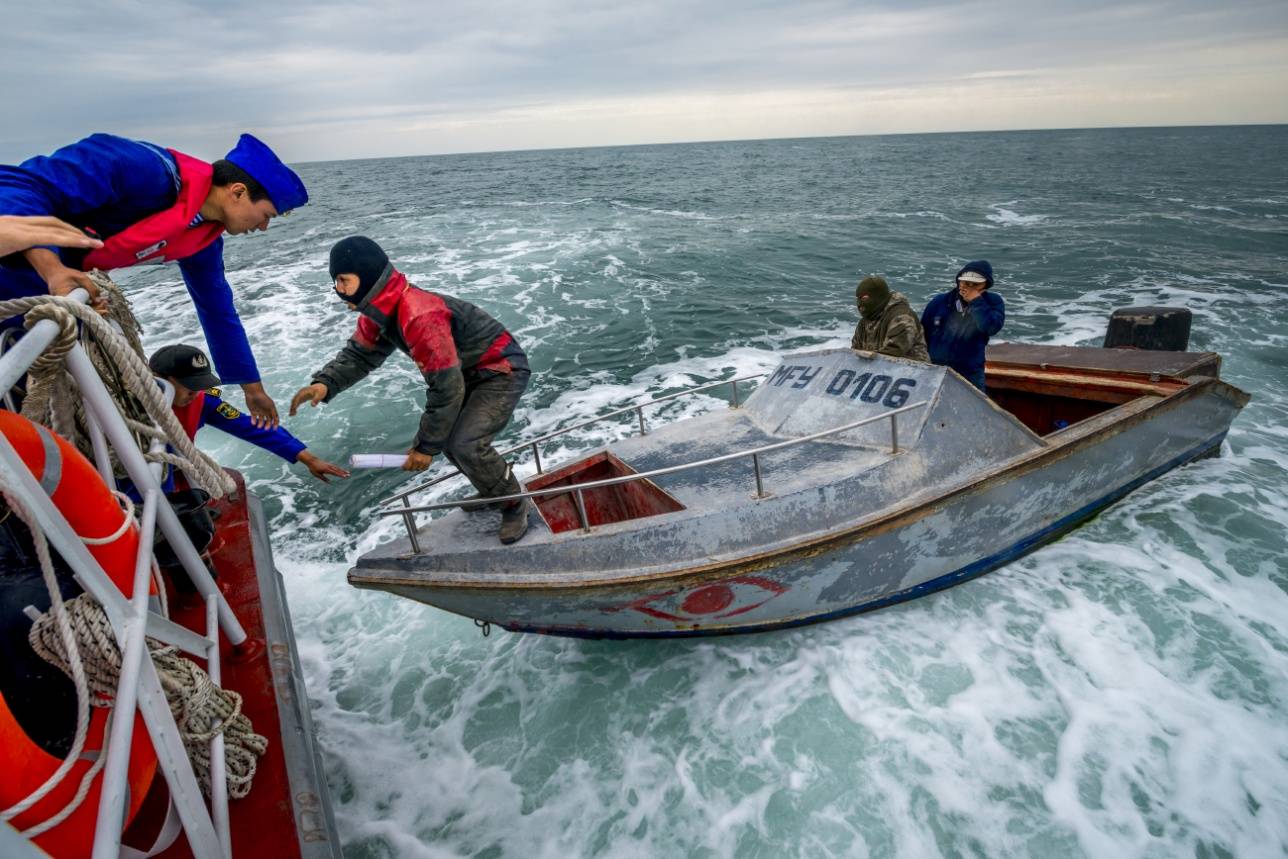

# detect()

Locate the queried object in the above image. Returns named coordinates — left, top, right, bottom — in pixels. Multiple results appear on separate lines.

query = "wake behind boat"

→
left=351, top=310, right=1249, bottom=638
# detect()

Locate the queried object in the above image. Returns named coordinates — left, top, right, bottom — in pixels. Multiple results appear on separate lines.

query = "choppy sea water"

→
left=124, top=126, right=1287, bottom=857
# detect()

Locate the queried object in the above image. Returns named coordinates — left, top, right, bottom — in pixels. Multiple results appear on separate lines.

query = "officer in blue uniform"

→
left=149, top=345, right=348, bottom=483
left=0, top=133, right=308, bottom=428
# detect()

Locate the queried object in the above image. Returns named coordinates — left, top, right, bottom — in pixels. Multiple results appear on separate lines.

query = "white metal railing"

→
left=0, top=288, right=241, bottom=858
left=379, top=391, right=928, bottom=554
left=385, top=372, right=766, bottom=503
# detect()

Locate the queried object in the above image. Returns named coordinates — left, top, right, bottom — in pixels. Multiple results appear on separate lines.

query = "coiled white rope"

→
left=27, top=595, right=268, bottom=800
left=0, top=281, right=235, bottom=498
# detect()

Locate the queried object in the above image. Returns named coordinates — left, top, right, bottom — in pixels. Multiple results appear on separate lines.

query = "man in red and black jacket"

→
left=290, top=236, right=532, bottom=544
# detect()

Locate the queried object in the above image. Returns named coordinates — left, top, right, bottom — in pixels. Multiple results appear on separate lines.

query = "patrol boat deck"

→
left=351, top=342, right=1248, bottom=638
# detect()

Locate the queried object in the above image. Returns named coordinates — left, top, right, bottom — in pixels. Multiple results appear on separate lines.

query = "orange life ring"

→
left=0, top=410, right=158, bottom=858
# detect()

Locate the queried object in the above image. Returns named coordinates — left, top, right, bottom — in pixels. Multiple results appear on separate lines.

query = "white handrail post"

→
left=206, top=596, right=231, bottom=859
left=0, top=312, right=69, bottom=398
left=91, top=488, right=159, bottom=859
left=62, top=343, right=247, bottom=645
left=82, top=408, right=117, bottom=486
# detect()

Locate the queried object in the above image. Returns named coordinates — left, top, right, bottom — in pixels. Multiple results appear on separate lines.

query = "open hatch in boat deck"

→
left=984, top=342, right=1219, bottom=438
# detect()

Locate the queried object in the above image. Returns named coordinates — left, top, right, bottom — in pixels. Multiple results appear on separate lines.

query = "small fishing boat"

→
left=352, top=309, right=1249, bottom=638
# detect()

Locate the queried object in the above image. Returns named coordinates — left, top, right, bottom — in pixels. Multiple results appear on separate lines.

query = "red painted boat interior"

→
left=122, top=470, right=303, bottom=859
left=526, top=451, right=686, bottom=534
left=987, top=382, right=1123, bottom=436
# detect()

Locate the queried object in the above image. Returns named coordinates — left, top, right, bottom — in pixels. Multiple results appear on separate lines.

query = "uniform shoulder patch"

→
left=206, top=387, right=222, bottom=396
left=216, top=402, right=241, bottom=420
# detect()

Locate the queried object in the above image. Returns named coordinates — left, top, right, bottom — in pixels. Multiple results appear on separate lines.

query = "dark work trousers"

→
left=441, top=369, right=530, bottom=498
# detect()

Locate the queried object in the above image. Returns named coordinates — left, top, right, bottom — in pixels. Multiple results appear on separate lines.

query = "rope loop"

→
left=0, top=282, right=235, bottom=498
left=79, top=490, right=136, bottom=546
left=22, top=301, right=78, bottom=374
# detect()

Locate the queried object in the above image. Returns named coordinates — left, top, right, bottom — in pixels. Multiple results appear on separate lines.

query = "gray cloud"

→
left=1, top=0, right=1285, bottom=162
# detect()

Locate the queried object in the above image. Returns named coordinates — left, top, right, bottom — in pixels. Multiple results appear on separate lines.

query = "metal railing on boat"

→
left=377, top=377, right=928, bottom=553
left=379, top=372, right=767, bottom=552
left=0, top=289, right=245, bottom=858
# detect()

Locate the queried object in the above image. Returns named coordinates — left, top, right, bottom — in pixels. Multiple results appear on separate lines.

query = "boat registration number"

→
left=767, top=364, right=918, bottom=409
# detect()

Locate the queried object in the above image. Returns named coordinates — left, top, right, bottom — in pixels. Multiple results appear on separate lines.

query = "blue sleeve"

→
left=969, top=292, right=1005, bottom=338
left=921, top=293, right=943, bottom=335
left=178, top=239, right=261, bottom=384
left=0, top=133, right=176, bottom=221
left=200, top=394, right=306, bottom=462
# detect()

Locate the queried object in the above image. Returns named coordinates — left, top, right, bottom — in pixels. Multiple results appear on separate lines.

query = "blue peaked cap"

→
left=224, top=133, right=308, bottom=213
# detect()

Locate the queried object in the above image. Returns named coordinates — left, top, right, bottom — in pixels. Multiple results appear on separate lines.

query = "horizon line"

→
left=293, top=120, right=1288, bottom=166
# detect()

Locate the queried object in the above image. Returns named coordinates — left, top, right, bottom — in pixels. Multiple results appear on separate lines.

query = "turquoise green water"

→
left=127, top=126, right=1288, bottom=857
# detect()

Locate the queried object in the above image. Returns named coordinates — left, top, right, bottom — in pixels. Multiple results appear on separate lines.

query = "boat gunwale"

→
left=348, top=370, right=1248, bottom=593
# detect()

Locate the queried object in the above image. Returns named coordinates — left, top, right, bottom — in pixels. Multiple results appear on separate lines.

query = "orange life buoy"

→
left=0, top=410, right=158, bottom=858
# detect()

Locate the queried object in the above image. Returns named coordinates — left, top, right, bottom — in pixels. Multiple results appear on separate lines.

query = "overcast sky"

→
left=2, top=0, right=1285, bottom=163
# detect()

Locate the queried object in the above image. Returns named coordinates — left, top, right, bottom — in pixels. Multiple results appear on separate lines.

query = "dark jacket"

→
left=921, top=287, right=1005, bottom=385
left=851, top=292, right=929, bottom=361
left=312, top=266, right=527, bottom=455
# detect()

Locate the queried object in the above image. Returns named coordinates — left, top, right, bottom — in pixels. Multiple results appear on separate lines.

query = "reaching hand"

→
left=289, top=383, right=328, bottom=416
left=45, top=265, right=101, bottom=298
left=241, top=382, right=280, bottom=429
left=0, top=215, right=103, bottom=257
left=297, top=451, right=350, bottom=483
left=403, top=449, right=433, bottom=472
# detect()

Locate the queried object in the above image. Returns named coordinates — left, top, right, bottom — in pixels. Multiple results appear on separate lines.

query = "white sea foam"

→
left=986, top=203, right=1051, bottom=227
left=113, top=134, right=1288, bottom=858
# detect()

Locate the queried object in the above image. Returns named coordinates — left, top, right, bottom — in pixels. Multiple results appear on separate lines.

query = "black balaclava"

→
left=329, top=236, right=390, bottom=306
left=856, top=275, right=891, bottom=320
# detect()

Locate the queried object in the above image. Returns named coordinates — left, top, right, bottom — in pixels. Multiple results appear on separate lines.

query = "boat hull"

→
left=360, top=377, right=1246, bottom=638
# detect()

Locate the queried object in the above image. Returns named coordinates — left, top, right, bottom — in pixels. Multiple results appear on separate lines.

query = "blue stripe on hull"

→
left=505, top=430, right=1228, bottom=640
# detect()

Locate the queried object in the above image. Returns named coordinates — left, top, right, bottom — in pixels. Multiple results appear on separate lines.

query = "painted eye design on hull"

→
left=609, top=576, right=788, bottom=622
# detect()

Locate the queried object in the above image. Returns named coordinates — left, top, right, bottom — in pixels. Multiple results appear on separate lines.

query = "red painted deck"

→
left=526, top=451, right=686, bottom=533
left=123, top=470, right=306, bottom=859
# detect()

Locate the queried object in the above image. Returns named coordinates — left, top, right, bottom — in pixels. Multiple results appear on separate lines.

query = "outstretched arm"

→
left=203, top=394, right=349, bottom=482
left=306, top=333, right=396, bottom=405
left=0, top=215, right=102, bottom=257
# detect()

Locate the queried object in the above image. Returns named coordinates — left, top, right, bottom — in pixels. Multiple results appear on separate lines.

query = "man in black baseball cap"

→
left=149, top=344, right=348, bottom=483
left=149, top=344, right=222, bottom=391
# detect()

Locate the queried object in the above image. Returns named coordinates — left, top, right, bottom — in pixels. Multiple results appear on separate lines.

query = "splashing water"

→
left=122, top=126, right=1288, bottom=858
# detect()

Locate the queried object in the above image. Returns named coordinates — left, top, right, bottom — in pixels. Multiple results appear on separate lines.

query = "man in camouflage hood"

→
left=850, top=275, right=929, bottom=361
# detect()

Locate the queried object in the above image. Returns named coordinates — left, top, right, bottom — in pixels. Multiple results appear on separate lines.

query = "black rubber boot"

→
left=498, top=499, right=530, bottom=544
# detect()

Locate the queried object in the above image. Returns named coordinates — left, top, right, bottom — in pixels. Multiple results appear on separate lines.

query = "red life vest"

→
left=171, top=391, right=205, bottom=440
left=80, top=150, right=225, bottom=271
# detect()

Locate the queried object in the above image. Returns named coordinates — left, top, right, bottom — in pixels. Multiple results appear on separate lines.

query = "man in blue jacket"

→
left=921, top=260, right=1005, bottom=391
left=0, top=133, right=308, bottom=428
left=150, top=344, right=348, bottom=484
